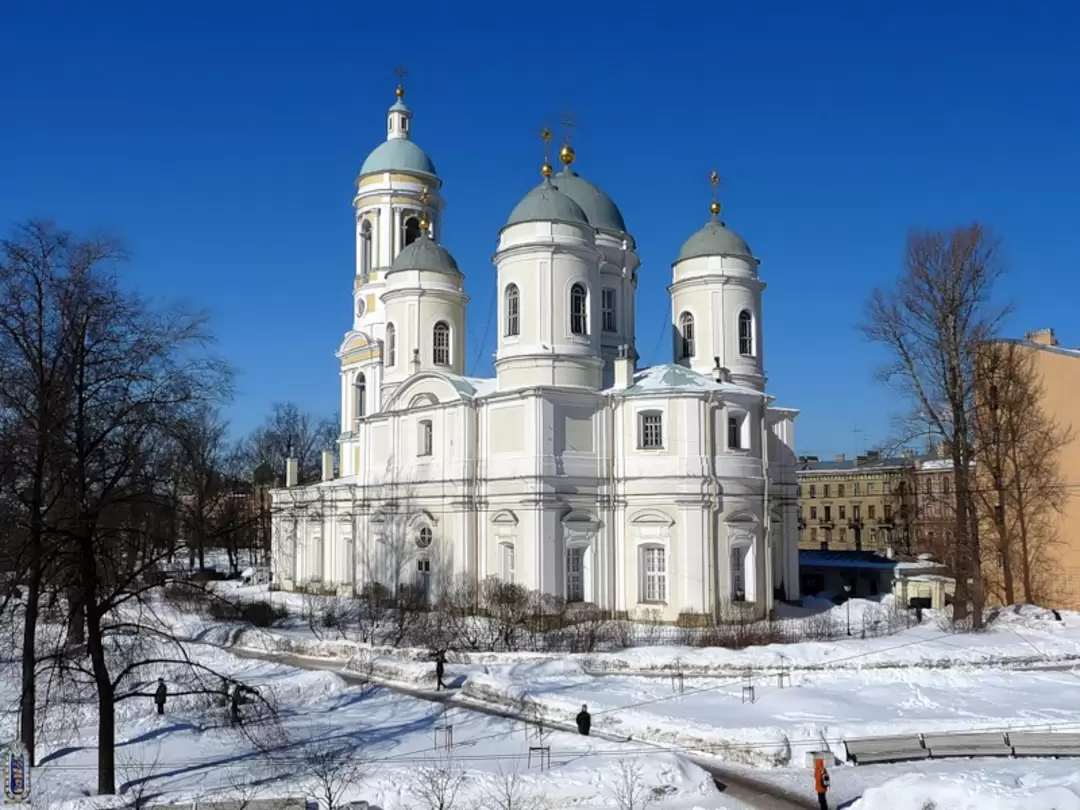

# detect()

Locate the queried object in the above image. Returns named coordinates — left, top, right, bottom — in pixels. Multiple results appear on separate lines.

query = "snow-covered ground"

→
left=0, top=639, right=735, bottom=809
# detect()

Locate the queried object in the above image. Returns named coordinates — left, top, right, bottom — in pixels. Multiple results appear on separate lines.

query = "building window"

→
left=870, top=528, right=877, bottom=545
left=602, top=288, right=617, bottom=332
left=824, top=505, right=832, bottom=521
left=809, top=485, right=816, bottom=498
left=810, top=506, right=818, bottom=520
left=386, top=323, right=396, bottom=366
left=883, top=481, right=892, bottom=495
left=853, top=505, right=861, bottom=520
left=868, top=505, right=876, bottom=519
left=731, top=545, right=747, bottom=602
left=679, top=311, right=695, bottom=358
left=417, top=526, right=433, bottom=549
left=639, top=411, right=663, bottom=449
left=418, top=419, right=433, bottom=456
left=853, top=482, right=860, bottom=496
left=570, top=283, right=588, bottom=335
left=566, top=546, right=585, bottom=602
left=810, top=528, right=818, bottom=543
left=820, top=540, right=829, bottom=551
left=868, top=482, right=876, bottom=495
left=738, top=310, right=754, bottom=356
left=838, top=484, right=846, bottom=498
left=823, top=484, right=831, bottom=498
left=884, top=504, right=893, bottom=520
left=839, top=529, right=847, bottom=544
left=417, top=557, right=431, bottom=601
left=727, top=415, right=742, bottom=450
left=839, top=505, right=846, bottom=520
left=403, top=215, right=422, bottom=247
left=433, top=321, right=450, bottom=366
left=798, top=484, right=803, bottom=497
left=401, top=116, right=409, bottom=133
left=641, top=546, right=667, bottom=603
left=354, top=373, right=366, bottom=419
left=360, top=220, right=372, bottom=279
left=500, top=543, right=516, bottom=582
left=943, top=477, right=951, bottom=494
left=504, top=284, right=520, bottom=337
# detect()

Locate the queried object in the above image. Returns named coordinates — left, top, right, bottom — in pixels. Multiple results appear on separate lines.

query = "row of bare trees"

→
left=0, top=221, right=337, bottom=794
left=864, top=223, right=1072, bottom=623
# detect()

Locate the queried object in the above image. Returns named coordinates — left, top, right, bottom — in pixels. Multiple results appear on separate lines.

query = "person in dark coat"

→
left=229, top=684, right=243, bottom=727
left=576, top=704, right=591, bottom=736
left=154, top=678, right=167, bottom=715
left=434, top=650, right=447, bottom=691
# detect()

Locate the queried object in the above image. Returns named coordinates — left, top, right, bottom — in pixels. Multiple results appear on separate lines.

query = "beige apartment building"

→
left=796, top=452, right=919, bottom=554
left=989, top=329, right=1080, bottom=608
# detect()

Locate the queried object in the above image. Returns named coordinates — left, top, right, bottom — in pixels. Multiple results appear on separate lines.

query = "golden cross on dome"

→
left=394, top=65, right=408, bottom=98
left=559, top=111, right=576, bottom=167
left=709, top=170, right=723, bottom=217
left=540, top=123, right=553, bottom=178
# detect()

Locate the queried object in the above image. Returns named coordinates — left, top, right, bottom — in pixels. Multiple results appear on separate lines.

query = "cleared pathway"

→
left=231, top=648, right=817, bottom=810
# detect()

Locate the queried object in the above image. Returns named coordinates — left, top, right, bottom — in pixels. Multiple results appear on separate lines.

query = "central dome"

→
left=505, top=180, right=589, bottom=228
left=389, top=235, right=459, bottom=274
left=551, top=168, right=626, bottom=233
left=360, top=139, right=437, bottom=178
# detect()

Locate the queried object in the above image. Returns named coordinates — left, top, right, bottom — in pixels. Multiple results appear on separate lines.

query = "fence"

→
left=844, top=730, right=1080, bottom=765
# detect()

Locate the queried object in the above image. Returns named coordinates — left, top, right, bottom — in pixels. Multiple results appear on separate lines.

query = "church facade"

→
left=269, top=85, right=801, bottom=620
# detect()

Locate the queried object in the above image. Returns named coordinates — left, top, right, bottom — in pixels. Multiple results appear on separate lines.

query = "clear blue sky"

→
left=3, top=0, right=1078, bottom=456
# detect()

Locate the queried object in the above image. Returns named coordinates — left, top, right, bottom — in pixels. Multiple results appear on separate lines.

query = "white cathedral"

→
left=270, top=84, right=802, bottom=620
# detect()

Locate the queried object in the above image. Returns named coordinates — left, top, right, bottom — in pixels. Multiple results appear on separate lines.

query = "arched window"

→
left=433, top=321, right=450, bottom=366
left=360, top=220, right=372, bottom=278
left=403, top=216, right=422, bottom=247
left=417, top=526, right=433, bottom=549
left=738, top=310, right=754, bottom=356
left=570, top=283, right=588, bottom=335
left=505, top=284, right=520, bottom=337
left=679, top=311, right=695, bottom=358
left=355, top=373, right=366, bottom=419
left=386, top=323, right=396, bottom=367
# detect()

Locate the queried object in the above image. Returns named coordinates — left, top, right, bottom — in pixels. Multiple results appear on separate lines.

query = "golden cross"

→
left=709, top=170, right=722, bottom=198
left=561, top=110, right=576, bottom=144
left=394, top=65, right=408, bottom=85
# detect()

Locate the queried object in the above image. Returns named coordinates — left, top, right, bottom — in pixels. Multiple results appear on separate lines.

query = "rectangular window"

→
left=639, top=412, right=663, bottom=449
left=853, top=482, right=860, bottom=496
left=883, top=481, right=892, bottom=495
left=418, top=419, right=433, bottom=456
left=798, top=484, right=803, bottom=497
left=809, top=485, right=816, bottom=498
left=838, top=484, right=846, bottom=498
left=810, top=506, right=818, bottom=520
left=601, top=288, right=617, bottom=332
left=727, top=414, right=742, bottom=450
left=853, top=505, right=861, bottom=520
left=642, top=547, right=667, bottom=602
left=868, top=505, right=876, bottom=519
left=868, top=482, right=876, bottom=495
left=839, top=505, right=846, bottom=520
left=417, top=557, right=431, bottom=601
left=566, top=546, right=585, bottom=602
left=884, top=504, right=893, bottom=520
left=823, top=484, right=831, bottom=498
left=870, top=528, right=877, bottom=545
left=731, top=546, right=747, bottom=601
left=943, top=477, right=951, bottom=494
left=501, top=544, right=516, bottom=583
left=824, top=505, right=832, bottom=521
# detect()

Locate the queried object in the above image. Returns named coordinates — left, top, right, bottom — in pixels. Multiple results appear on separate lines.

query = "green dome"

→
left=360, top=139, right=437, bottom=178
left=505, top=180, right=589, bottom=227
left=675, top=218, right=753, bottom=262
left=552, top=169, right=627, bottom=233
left=389, top=235, right=459, bottom=275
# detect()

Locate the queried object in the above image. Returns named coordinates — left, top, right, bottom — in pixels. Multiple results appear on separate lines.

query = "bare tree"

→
left=480, top=762, right=545, bottom=810
left=413, top=754, right=467, bottom=810
left=973, top=341, right=1073, bottom=603
left=300, top=736, right=368, bottom=810
left=862, top=224, right=1009, bottom=626
left=605, top=759, right=658, bottom=810
left=245, top=403, right=338, bottom=486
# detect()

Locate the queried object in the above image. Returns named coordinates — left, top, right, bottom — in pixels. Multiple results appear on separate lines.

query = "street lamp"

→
left=844, top=583, right=853, bottom=636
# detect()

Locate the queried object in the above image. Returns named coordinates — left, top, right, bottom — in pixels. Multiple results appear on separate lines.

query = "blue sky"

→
left=3, top=0, right=1078, bottom=456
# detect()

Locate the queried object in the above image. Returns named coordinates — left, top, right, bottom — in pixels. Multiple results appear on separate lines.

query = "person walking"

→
left=229, top=684, right=243, bottom=727
left=154, top=678, right=168, bottom=716
left=434, top=650, right=447, bottom=692
left=814, top=759, right=831, bottom=810
left=576, top=704, right=591, bottom=736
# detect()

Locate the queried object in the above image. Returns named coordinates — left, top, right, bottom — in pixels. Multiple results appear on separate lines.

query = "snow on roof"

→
left=610, top=363, right=763, bottom=398
left=441, top=373, right=498, bottom=399
left=919, top=459, right=953, bottom=471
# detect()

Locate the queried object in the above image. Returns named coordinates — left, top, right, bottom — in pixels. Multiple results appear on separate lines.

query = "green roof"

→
left=505, top=180, right=589, bottom=227
left=552, top=169, right=626, bottom=233
left=360, top=139, right=437, bottom=178
left=389, top=236, right=459, bottom=274
left=676, top=218, right=753, bottom=262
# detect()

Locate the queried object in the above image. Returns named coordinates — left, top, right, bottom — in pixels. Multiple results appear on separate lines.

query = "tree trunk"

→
left=19, top=558, right=40, bottom=766
left=66, top=584, right=86, bottom=646
left=1013, top=475, right=1035, bottom=602
left=995, top=491, right=1014, bottom=604
left=81, top=533, right=117, bottom=795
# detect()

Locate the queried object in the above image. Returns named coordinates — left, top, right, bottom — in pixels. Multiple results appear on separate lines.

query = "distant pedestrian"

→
left=576, top=704, right=591, bottom=736
left=230, top=685, right=243, bottom=727
left=154, top=678, right=167, bottom=716
left=814, top=759, right=830, bottom=810
left=434, top=650, right=447, bottom=691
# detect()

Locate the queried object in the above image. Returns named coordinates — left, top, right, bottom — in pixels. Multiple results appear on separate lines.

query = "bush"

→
left=189, top=568, right=227, bottom=583
left=161, top=582, right=212, bottom=614
left=208, top=599, right=287, bottom=627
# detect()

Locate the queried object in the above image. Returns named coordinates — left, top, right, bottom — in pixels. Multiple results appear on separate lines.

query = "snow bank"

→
left=851, top=772, right=1080, bottom=810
